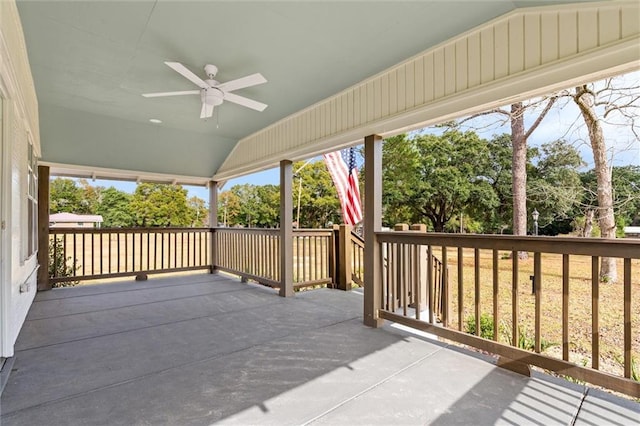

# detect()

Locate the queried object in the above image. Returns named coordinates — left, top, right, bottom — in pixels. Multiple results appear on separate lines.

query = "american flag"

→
left=323, top=148, right=363, bottom=225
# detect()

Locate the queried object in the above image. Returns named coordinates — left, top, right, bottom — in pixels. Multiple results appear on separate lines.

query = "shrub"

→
left=48, top=237, right=79, bottom=287
left=464, top=313, right=495, bottom=340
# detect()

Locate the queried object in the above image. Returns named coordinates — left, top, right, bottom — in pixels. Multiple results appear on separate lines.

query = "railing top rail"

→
left=377, top=231, right=640, bottom=258
left=293, top=229, right=333, bottom=236
left=351, top=230, right=365, bottom=247
left=214, top=227, right=280, bottom=235
left=213, top=227, right=333, bottom=236
left=49, top=227, right=210, bottom=234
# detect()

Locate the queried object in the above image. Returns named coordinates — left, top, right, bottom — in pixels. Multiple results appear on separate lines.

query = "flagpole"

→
left=294, top=160, right=312, bottom=229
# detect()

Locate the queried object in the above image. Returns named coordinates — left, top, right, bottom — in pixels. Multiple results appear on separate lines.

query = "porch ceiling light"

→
left=149, top=118, right=162, bottom=124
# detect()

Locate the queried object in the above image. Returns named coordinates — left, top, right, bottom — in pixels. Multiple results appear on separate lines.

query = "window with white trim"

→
left=26, top=140, right=37, bottom=258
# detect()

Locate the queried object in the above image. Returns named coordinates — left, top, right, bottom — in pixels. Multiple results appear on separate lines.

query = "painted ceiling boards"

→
left=15, top=0, right=610, bottom=182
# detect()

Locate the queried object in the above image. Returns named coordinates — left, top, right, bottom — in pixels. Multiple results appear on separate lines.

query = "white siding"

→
left=216, top=0, right=640, bottom=180
left=0, top=0, right=40, bottom=357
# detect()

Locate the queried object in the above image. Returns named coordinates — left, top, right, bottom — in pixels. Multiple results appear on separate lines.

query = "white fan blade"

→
left=200, top=103, right=214, bottom=119
left=142, top=90, right=200, bottom=98
left=224, top=93, right=267, bottom=111
left=218, top=73, right=267, bottom=92
left=165, top=61, right=209, bottom=89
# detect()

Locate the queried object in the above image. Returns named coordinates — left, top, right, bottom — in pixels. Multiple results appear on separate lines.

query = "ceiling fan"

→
left=143, top=62, right=268, bottom=119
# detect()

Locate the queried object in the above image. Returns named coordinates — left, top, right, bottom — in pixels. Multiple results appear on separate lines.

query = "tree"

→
left=218, top=190, right=241, bottom=226
left=50, top=178, right=84, bottom=213
left=528, top=140, right=585, bottom=234
left=460, top=98, right=557, bottom=256
left=187, top=196, right=208, bottom=227
left=565, top=76, right=640, bottom=282
left=77, top=179, right=101, bottom=214
left=380, top=134, right=420, bottom=227
left=383, top=130, right=498, bottom=232
left=253, top=185, right=280, bottom=227
left=580, top=165, right=640, bottom=236
left=294, top=160, right=341, bottom=228
left=224, top=184, right=280, bottom=228
left=130, top=183, right=191, bottom=227
left=96, top=187, right=134, bottom=227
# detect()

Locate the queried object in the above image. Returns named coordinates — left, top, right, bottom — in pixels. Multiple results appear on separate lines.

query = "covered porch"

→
left=2, top=272, right=637, bottom=425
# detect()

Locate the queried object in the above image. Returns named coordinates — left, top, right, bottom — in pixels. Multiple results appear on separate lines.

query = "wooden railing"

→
left=376, top=231, right=640, bottom=397
left=293, top=229, right=334, bottom=288
left=215, top=227, right=280, bottom=286
left=214, top=227, right=334, bottom=289
left=350, top=231, right=365, bottom=286
left=49, top=227, right=211, bottom=284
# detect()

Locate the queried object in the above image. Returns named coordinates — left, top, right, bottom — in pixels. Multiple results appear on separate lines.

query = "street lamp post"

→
left=532, top=209, right=539, bottom=236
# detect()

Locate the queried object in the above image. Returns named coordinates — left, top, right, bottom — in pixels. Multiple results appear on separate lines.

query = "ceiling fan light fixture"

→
left=201, top=87, right=224, bottom=106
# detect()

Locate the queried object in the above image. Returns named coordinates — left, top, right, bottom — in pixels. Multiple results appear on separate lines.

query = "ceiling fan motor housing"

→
left=202, top=81, right=224, bottom=106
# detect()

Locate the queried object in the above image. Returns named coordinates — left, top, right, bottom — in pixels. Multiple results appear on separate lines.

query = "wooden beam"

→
left=37, top=165, right=50, bottom=291
left=364, top=134, right=383, bottom=327
left=279, top=160, right=294, bottom=297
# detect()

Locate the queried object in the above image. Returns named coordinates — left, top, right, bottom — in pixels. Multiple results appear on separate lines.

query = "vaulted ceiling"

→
left=17, top=0, right=602, bottom=184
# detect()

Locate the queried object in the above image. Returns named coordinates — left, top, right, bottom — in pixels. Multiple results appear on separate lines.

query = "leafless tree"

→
left=562, top=76, right=640, bottom=282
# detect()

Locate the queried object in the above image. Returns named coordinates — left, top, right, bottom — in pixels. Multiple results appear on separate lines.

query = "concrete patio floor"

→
left=1, top=272, right=638, bottom=425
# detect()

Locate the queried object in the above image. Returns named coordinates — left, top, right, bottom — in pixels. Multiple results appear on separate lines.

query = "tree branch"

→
left=524, top=96, right=558, bottom=140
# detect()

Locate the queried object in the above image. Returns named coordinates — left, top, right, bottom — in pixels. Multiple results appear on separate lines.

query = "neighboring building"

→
left=623, top=226, right=640, bottom=238
left=49, top=213, right=103, bottom=229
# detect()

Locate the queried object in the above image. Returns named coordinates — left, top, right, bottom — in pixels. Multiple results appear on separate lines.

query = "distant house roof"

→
left=49, top=213, right=103, bottom=223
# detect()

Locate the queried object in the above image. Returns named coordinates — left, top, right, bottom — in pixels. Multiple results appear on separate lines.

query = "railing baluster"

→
left=414, top=244, right=421, bottom=320
left=474, top=248, right=480, bottom=337
left=53, top=233, right=58, bottom=278
left=73, top=233, right=77, bottom=277
left=191, top=232, right=196, bottom=267
left=458, top=247, right=464, bottom=331
left=534, top=251, right=542, bottom=353
left=592, top=256, right=599, bottom=370
left=81, top=233, right=86, bottom=276
left=512, top=251, right=519, bottom=347
left=562, top=254, right=570, bottom=361
left=623, top=258, right=631, bottom=378
left=442, top=246, right=449, bottom=327
left=99, top=233, right=103, bottom=275
left=107, top=232, right=111, bottom=274
left=492, top=249, right=499, bottom=342
left=186, top=231, right=190, bottom=268
left=402, top=244, right=408, bottom=316
left=427, top=245, right=433, bottom=324
left=117, top=232, right=121, bottom=273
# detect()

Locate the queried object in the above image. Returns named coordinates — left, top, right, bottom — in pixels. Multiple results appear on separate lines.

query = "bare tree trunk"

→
left=511, top=102, right=529, bottom=259
left=574, top=85, right=617, bottom=283
left=582, top=209, right=594, bottom=237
